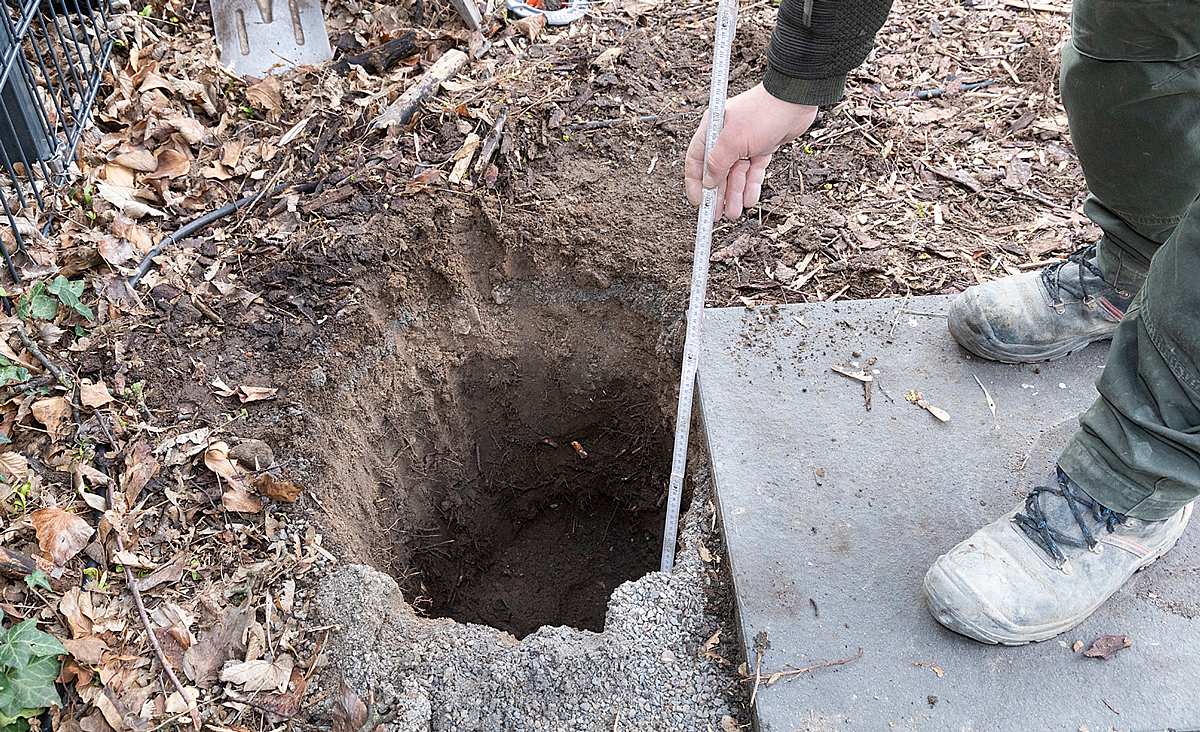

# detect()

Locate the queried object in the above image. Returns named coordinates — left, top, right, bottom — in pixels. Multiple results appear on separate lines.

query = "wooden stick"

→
left=372, top=49, right=470, bottom=130
left=116, top=535, right=202, bottom=730
left=333, top=33, right=418, bottom=75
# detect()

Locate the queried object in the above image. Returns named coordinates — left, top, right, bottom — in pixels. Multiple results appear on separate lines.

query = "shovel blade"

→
left=212, top=0, right=332, bottom=77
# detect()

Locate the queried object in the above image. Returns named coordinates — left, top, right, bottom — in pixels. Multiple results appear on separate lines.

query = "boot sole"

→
left=947, top=301, right=1114, bottom=365
left=923, top=504, right=1193, bottom=646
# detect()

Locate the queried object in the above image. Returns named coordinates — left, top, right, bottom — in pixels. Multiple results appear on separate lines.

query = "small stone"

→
left=660, top=648, right=676, bottom=665
left=310, top=367, right=328, bottom=387
left=230, top=439, right=274, bottom=470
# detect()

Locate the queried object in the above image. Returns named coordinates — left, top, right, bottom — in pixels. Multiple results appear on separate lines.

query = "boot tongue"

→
left=1012, top=470, right=1121, bottom=568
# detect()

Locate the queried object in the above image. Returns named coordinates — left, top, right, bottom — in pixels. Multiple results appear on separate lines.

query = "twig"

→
left=117, top=534, right=202, bottom=730
left=756, top=647, right=865, bottom=685
left=913, top=79, right=995, bottom=100
left=15, top=321, right=71, bottom=388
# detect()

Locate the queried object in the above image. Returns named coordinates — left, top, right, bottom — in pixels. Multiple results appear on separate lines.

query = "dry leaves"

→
left=31, top=396, right=72, bottom=440
left=1083, top=634, right=1132, bottom=660
left=204, top=442, right=261, bottom=513
left=251, top=473, right=304, bottom=503
left=30, top=507, right=94, bottom=565
left=220, top=654, right=294, bottom=693
left=79, top=380, right=115, bottom=408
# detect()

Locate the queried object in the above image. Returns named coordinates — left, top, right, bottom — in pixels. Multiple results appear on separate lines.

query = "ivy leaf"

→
left=46, top=277, right=93, bottom=322
left=0, top=620, right=65, bottom=669
left=0, top=358, right=29, bottom=389
left=21, top=573, right=49, bottom=593
left=8, top=654, right=59, bottom=711
left=17, top=283, right=57, bottom=322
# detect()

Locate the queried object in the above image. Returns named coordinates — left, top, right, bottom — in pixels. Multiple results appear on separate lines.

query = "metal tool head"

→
left=211, top=0, right=332, bottom=77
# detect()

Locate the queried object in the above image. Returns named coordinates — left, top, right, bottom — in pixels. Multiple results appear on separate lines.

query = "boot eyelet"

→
left=1060, top=559, right=1074, bottom=575
left=1090, top=543, right=1104, bottom=555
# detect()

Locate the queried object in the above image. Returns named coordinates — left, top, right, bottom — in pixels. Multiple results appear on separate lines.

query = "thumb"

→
left=702, top=130, right=740, bottom=190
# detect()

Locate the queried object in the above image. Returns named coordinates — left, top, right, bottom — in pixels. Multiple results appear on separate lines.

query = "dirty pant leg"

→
left=1060, top=195, right=1200, bottom=520
left=1058, top=0, right=1200, bottom=290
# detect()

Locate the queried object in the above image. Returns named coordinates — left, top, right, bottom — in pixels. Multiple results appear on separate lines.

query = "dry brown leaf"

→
left=31, top=396, right=72, bottom=439
left=164, top=114, right=207, bottom=145
left=183, top=604, right=254, bottom=686
left=58, top=588, right=94, bottom=638
left=220, top=654, right=294, bottom=692
left=0, top=451, right=28, bottom=480
left=205, top=442, right=261, bottom=513
left=238, top=385, right=278, bottom=403
left=254, top=666, right=308, bottom=720
left=404, top=168, right=444, bottom=195
left=98, top=236, right=136, bottom=266
left=251, top=473, right=303, bottom=503
left=145, top=148, right=191, bottom=180
left=31, top=507, right=94, bottom=565
left=1084, top=634, right=1132, bottom=660
left=331, top=682, right=373, bottom=732
left=132, top=554, right=186, bottom=593
left=246, top=77, right=283, bottom=120
left=95, top=182, right=166, bottom=218
left=63, top=636, right=109, bottom=665
left=80, top=380, right=115, bottom=408
left=511, top=13, right=546, bottom=41
left=121, top=441, right=160, bottom=507
left=112, top=148, right=158, bottom=172
left=111, top=215, right=155, bottom=253
left=221, top=141, right=244, bottom=168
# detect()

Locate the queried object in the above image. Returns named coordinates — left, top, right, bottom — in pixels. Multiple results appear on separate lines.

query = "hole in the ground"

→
left=363, top=295, right=677, bottom=638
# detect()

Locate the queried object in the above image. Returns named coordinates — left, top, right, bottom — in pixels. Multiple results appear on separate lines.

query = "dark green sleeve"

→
left=764, top=0, right=894, bottom=106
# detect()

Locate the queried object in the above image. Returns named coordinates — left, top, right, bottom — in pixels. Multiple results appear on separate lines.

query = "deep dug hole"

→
left=295, top=206, right=684, bottom=639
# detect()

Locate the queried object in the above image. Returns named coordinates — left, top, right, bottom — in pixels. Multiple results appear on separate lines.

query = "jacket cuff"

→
left=762, top=68, right=846, bottom=107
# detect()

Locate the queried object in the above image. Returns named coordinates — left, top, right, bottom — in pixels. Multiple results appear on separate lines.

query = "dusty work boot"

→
left=923, top=467, right=1193, bottom=645
left=948, top=245, right=1139, bottom=363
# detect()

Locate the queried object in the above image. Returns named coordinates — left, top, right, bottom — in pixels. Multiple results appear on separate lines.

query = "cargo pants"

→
left=1055, top=0, right=1200, bottom=519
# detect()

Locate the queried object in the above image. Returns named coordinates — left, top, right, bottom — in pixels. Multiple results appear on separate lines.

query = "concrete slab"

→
left=697, top=295, right=1200, bottom=731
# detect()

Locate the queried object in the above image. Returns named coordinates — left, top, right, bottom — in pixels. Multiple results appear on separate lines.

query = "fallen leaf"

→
left=0, top=451, right=28, bottom=480
left=112, top=148, right=158, bottom=172
left=593, top=47, right=622, bottom=73
left=404, top=168, right=444, bottom=195
left=511, top=13, right=546, bottom=41
left=246, top=77, right=283, bottom=120
left=31, top=507, right=94, bottom=565
left=163, top=114, right=207, bottom=145
left=63, top=636, right=108, bottom=665
left=96, top=182, right=166, bottom=218
left=58, top=588, right=94, bottom=637
left=1083, top=634, right=1131, bottom=660
left=98, top=236, right=136, bottom=266
left=254, top=666, right=308, bottom=720
left=1072, top=639, right=1084, bottom=653
left=251, top=473, right=303, bottom=503
left=711, top=233, right=754, bottom=262
left=205, top=442, right=261, bottom=513
left=132, top=554, right=186, bottom=593
left=121, top=441, right=160, bottom=507
left=31, top=396, right=72, bottom=439
left=79, top=380, right=115, bottom=408
left=183, top=604, right=254, bottom=686
left=220, top=654, right=294, bottom=692
left=210, top=378, right=236, bottom=398
left=331, top=682, right=372, bottom=732
left=144, top=148, right=190, bottom=180
left=237, top=385, right=278, bottom=403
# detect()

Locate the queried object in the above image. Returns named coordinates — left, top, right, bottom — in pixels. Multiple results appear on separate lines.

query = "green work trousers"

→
left=1056, top=0, right=1200, bottom=519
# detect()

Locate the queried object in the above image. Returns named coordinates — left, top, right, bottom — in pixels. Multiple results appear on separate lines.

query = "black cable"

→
left=127, top=177, right=331, bottom=287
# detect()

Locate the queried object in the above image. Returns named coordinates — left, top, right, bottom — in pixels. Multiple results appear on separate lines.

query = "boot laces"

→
left=1012, top=466, right=1126, bottom=568
left=1040, top=245, right=1110, bottom=305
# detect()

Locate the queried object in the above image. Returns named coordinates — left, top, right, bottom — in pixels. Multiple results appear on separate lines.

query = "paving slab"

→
left=697, top=295, right=1200, bottom=731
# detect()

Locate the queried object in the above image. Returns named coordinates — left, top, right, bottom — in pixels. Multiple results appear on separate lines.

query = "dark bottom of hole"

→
left=426, top=495, right=664, bottom=638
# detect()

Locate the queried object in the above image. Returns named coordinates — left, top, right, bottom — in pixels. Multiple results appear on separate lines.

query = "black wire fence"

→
left=1, top=0, right=113, bottom=281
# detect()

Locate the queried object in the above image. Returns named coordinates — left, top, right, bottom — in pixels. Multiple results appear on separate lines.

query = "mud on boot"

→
left=923, top=466, right=1193, bottom=645
left=948, top=245, right=1138, bottom=363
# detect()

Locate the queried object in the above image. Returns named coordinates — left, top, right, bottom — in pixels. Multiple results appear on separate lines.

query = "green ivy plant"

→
left=14, top=276, right=95, bottom=323
left=0, top=616, right=65, bottom=730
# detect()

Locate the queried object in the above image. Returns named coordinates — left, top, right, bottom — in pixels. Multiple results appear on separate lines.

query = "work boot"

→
left=948, top=245, right=1138, bottom=363
left=923, top=467, right=1193, bottom=645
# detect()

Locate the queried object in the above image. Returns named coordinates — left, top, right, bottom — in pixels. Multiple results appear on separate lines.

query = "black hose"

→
left=127, top=177, right=330, bottom=287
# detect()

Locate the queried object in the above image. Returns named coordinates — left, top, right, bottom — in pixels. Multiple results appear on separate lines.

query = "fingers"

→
left=684, top=110, right=709, bottom=206
left=702, top=131, right=741, bottom=191
left=723, top=159, right=750, bottom=219
left=743, top=155, right=771, bottom=212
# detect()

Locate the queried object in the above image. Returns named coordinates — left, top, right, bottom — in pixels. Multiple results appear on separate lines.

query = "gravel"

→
left=314, top=467, right=747, bottom=731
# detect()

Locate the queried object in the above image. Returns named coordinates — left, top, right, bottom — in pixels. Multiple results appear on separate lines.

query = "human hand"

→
left=685, top=83, right=817, bottom=219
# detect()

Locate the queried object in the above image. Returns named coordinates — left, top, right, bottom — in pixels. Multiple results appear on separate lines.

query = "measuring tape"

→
left=660, top=0, right=739, bottom=573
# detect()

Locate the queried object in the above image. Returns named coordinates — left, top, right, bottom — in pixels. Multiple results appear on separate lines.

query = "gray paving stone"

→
left=697, top=295, right=1200, bottom=731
